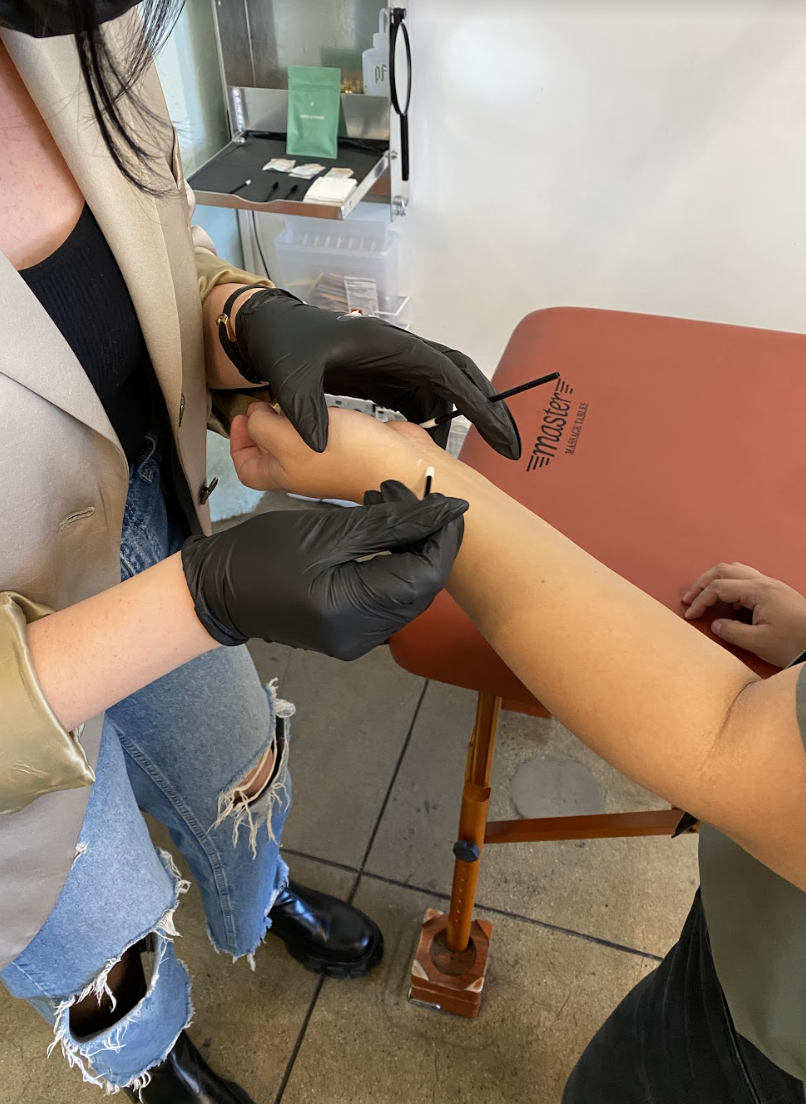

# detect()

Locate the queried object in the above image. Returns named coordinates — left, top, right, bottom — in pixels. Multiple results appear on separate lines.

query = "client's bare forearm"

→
left=237, top=406, right=806, bottom=888
left=419, top=457, right=757, bottom=802
left=27, top=553, right=218, bottom=731
left=460, top=496, right=806, bottom=889
left=369, top=447, right=806, bottom=889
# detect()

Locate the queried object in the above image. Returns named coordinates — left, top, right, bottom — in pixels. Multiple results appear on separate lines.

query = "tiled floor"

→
left=0, top=495, right=699, bottom=1104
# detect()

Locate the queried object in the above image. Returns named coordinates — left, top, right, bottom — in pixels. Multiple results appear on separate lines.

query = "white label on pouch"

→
left=344, top=278, right=380, bottom=316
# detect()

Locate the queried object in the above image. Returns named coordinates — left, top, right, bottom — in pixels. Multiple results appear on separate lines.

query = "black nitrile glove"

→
left=181, top=482, right=467, bottom=660
left=230, top=289, right=521, bottom=460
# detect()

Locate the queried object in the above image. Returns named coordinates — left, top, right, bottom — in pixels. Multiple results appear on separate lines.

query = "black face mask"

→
left=0, top=0, right=141, bottom=37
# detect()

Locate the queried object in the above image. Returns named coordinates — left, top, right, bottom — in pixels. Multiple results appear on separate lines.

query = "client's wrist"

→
left=355, top=439, right=457, bottom=504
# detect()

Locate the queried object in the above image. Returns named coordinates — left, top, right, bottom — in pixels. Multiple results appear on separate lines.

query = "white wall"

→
left=406, top=0, right=806, bottom=375
left=157, top=0, right=243, bottom=266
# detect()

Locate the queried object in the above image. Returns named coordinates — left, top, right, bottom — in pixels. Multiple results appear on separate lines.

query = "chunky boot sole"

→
left=280, top=927, right=384, bottom=979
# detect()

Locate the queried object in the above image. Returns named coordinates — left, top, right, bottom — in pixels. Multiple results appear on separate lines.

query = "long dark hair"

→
left=72, top=0, right=184, bottom=193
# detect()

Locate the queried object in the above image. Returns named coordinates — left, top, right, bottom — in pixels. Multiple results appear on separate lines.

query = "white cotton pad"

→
left=262, top=158, right=296, bottom=172
left=289, top=163, right=326, bottom=179
left=303, top=177, right=358, bottom=204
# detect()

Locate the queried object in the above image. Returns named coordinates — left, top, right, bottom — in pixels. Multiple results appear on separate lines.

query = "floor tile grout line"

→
left=273, top=683, right=427, bottom=1100
left=350, top=679, right=430, bottom=899
left=277, top=842, right=664, bottom=965
left=274, top=868, right=361, bottom=1104
left=272, top=973, right=326, bottom=1104
left=360, top=870, right=664, bottom=963
left=281, top=846, right=360, bottom=877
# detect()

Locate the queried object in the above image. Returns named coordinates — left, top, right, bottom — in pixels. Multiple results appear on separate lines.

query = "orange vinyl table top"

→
left=390, top=307, right=806, bottom=705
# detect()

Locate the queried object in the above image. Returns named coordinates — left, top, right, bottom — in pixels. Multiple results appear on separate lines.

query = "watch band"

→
left=216, top=285, right=268, bottom=386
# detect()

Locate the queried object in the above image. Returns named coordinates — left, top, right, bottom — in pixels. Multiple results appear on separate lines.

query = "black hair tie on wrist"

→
left=216, top=284, right=269, bottom=386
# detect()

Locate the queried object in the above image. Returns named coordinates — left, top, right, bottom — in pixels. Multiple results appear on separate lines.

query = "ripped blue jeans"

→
left=0, top=440, right=292, bottom=1092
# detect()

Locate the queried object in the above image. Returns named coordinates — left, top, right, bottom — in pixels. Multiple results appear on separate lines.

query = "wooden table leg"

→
left=446, top=692, right=500, bottom=951
left=484, top=807, right=692, bottom=843
left=409, top=693, right=500, bottom=1018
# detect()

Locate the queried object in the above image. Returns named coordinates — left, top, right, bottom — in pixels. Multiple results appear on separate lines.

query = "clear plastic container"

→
left=273, top=217, right=399, bottom=313
left=376, top=295, right=411, bottom=330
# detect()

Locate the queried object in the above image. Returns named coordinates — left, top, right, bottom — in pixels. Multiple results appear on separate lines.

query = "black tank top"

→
left=20, top=204, right=152, bottom=464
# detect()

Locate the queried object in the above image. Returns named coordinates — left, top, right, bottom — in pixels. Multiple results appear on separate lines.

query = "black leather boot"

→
left=267, top=880, right=383, bottom=978
left=124, top=1032, right=257, bottom=1103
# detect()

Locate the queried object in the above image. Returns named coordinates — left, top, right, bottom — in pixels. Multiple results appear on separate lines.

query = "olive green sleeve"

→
left=187, top=191, right=274, bottom=303
left=206, top=386, right=278, bottom=438
left=0, top=593, right=94, bottom=815
left=194, top=240, right=275, bottom=303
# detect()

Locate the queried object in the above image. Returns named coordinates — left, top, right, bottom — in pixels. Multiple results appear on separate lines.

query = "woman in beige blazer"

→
left=0, top=3, right=519, bottom=1100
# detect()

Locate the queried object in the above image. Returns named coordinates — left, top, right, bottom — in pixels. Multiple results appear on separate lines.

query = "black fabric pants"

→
left=562, top=893, right=804, bottom=1104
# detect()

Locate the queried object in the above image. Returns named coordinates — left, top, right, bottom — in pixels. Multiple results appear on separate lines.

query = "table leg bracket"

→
left=408, top=909, right=493, bottom=1019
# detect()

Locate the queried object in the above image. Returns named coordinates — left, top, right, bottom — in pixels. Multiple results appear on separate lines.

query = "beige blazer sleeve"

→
left=0, top=593, right=95, bottom=815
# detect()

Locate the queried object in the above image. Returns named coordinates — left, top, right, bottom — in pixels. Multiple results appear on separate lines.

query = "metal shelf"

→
left=188, top=131, right=390, bottom=222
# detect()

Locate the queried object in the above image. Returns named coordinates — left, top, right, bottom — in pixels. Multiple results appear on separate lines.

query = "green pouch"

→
left=286, top=66, right=341, bottom=161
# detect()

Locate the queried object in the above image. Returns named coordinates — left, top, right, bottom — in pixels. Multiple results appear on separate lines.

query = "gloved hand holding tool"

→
left=181, top=481, right=468, bottom=660
left=217, top=287, right=521, bottom=459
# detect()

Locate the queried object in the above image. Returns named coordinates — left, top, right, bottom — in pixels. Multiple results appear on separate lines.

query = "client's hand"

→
left=231, top=403, right=444, bottom=503
left=682, top=562, right=806, bottom=667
